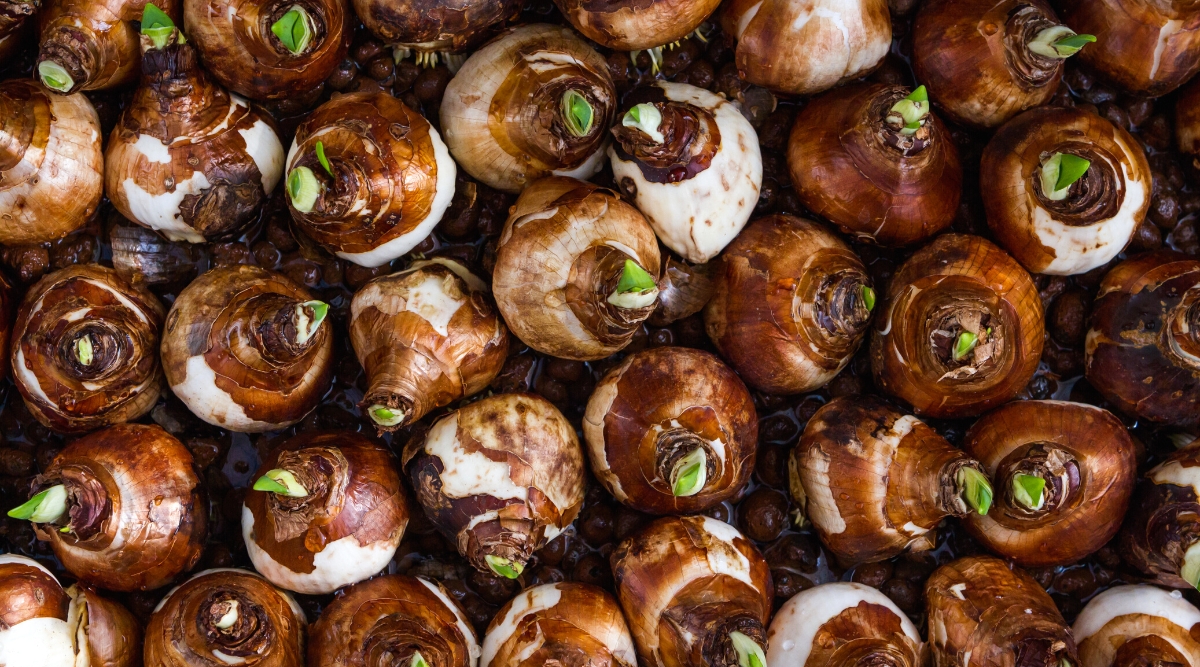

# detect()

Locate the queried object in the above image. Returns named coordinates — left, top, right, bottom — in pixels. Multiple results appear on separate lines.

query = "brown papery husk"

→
left=792, top=395, right=983, bottom=566
left=440, top=24, right=615, bottom=193
left=648, top=256, right=714, bottom=327
left=0, top=0, right=38, bottom=39
left=0, top=556, right=70, bottom=627
left=962, top=400, right=1136, bottom=567
left=0, top=80, right=103, bottom=244
left=486, top=583, right=635, bottom=667
left=36, top=0, right=181, bottom=93
left=356, top=0, right=519, bottom=50
left=1086, top=250, right=1200, bottom=427
left=493, top=176, right=661, bottom=360
left=787, top=83, right=962, bottom=246
left=1057, top=0, right=1200, bottom=96
left=981, top=106, right=1151, bottom=275
left=927, top=556, right=1076, bottom=667
left=160, top=264, right=334, bottom=431
left=720, top=0, right=891, bottom=96
left=349, top=259, right=509, bottom=431
left=287, top=92, right=442, bottom=255
left=244, top=430, right=409, bottom=577
left=611, top=515, right=772, bottom=667
left=12, top=264, right=164, bottom=434
left=185, top=0, right=349, bottom=100
left=705, top=215, right=873, bottom=395
left=583, top=346, right=758, bottom=515
left=144, top=568, right=304, bottom=667
left=769, top=589, right=927, bottom=667
left=31, top=423, right=206, bottom=591
left=1075, top=586, right=1200, bottom=667
left=870, top=234, right=1044, bottom=419
left=403, top=393, right=586, bottom=576
left=553, top=0, right=719, bottom=50
left=309, top=574, right=478, bottom=667
left=1118, top=442, right=1200, bottom=588
left=105, top=34, right=279, bottom=242
left=68, top=584, right=143, bottom=667
left=913, top=0, right=1065, bottom=129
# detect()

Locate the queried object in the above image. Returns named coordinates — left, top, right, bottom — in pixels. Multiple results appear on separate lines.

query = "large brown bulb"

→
left=913, top=0, right=1080, bottom=129
left=1073, top=585, right=1200, bottom=667
left=184, top=0, right=350, bottom=100
left=144, top=568, right=305, bottom=667
left=705, top=215, right=873, bottom=394
left=791, top=395, right=991, bottom=566
left=349, top=258, right=509, bottom=433
left=242, top=430, right=410, bottom=595
left=309, top=574, right=479, bottom=667
left=355, top=0, right=518, bottom=53
left=1086, top=251, right=1200, bottom=427
left=787, top=83, right=961, bottom=247
left=0, top=80, right=103, bottom=245
left=1056, top=0, right=1200, bottom=96
left=583, top=346, right=757, bottom=515
left=981, top=106, right=1151, bottom=275
left=962, top=400, right=1136, bottom=567
left=161, top=264, right=334, bottom=432
left=925, top=556, right=1077, bottom=667
left=870, top=234, right=1045, bottom=419
left=1118, top=441, right=1200, bottom=589
left=19, top=423, right=206, bottom=591
left=552, top=0, right=719, bottom=50
left=482, top=583, right=637, bottom=667
left=12, top=264, right=165, bottom=434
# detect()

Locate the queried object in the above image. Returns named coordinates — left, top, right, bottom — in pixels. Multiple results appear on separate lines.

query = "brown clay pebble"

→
left=738, top=487, right=789, bottom=542
left=1049, top=289, right=1089, bottom=346
left=852, top=561, right=894, bottom=589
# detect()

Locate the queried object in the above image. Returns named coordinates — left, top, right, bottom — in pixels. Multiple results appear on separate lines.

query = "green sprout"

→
left=8, top=485, right=69, bottom=524
left=956, top=467, right=993, bottom=515
left=861, top=285, right=876, bottom=312
left=410, top=652, right=429, bottom=667
left=729, top=631, right=767, bottom=667
left=622, top=103, right=665, bottom=143
left=671, top=448, right=708, bottom=497
left=561, top=90, right=595, bottom=137
left=252, top=469, right=308, bottom=497
left=315, top=141, right=333, bottom=176
left=1184, top=540, right=1200, bottom=590
left=607, top=259, right=659, bottom=309
left=369, top=405, right=405, bottom=427
left=287, top=167, right=320, bottom=212
left=270, top=6, right=314, bottom=55
left=1011, top=473, right=1047, bottom=510
left=953, top=331, right=979, bottom=361
left=484, top=555, right=524, bottom=579
left=295, top=300, right=328, bottom=345
left=75, top=335, right=94, bottom=366
left=1040, top=152, right=1092, bottom=201
left=37, top=61, right=74, bottom=93
left=141, top=4, right=178, bottom=49
left=887, top=85, right=930, bottom=136
left=1028, top=26, right=1097, bottom=59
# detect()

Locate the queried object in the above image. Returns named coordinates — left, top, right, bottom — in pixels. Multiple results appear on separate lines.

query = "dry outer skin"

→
left=243, top=430, right=409, bottom=580
left=1073, top=585, right=1200, bottom=667
left=11, top=264, right=164, bottom=434
left=355, top=0, right=519, bottom=50
left=1119, top=442, right=1200, bottom=588
left=30, top=423, right=206, bottom=591
left=349, top=258, right=509, bottom=431
left=721, top=0, right=891, bottom=96
left=482, top=582, right=636, bottom=667
left=1086, top=251, right=1200, bottom=427
left=610, top=515, right=772, bottom=667
left=440, top=24, right=615, bottom=194
left=787, top=83, right=962, bottom=246
left=161, top=264, right=334, bottom=431
left=403, top=393, right=586, bottom=576
left=913, top=0, right=1068, bottom=129
left=309, top=574, right=479, bottom=667
left=144, top=568, right=305, bottom=667
left=553, top=0, right=719, bottom=50
left=962, top=400, right=1136, bottom=567
left=1057, top=0, right=1200, bottom=96
left=105, top=35, right=283, bottom=243
left=704, top=215, right=873, bottom=394
left=790, top=395, right=984, bottom=565
left=981, top=106, right=1151, bottom=276
left=0, top=80, right=103, bottom=244
left=68, top=584, right=143, bottom=667
left=870, top=234, right=1045, bottom=419
left=583, top=346, right=757, bottom=515
left=925, top=556, right=1077, bottom=667
left=185, top=0, right=350, bottom=100
left=36, top=0, right=181, bottom=93
left=492, top=176, right=661, bottom=360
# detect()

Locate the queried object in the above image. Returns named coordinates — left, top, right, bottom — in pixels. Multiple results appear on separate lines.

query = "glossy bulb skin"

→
left=1119, top=441, right=1200, bottom=589
left=482, top=583, right=637, bottom=667
left=1073, top=585, right=1200, bottom=667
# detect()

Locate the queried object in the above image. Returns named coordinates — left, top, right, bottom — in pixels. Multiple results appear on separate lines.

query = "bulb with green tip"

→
left=484, top=555, right=524, bottom=579
left=252, top=469, right=308, bottom=497
left=287, top=167, right=321, bottom=213
left=368, top=404, right=405, bottom=427
left=607, top=259, right=659, bottom=309
left=1011, top=472, right=1047, bottom=510
left=141, top=3, right=178, bottom=49
left=623, top=103, right=665, bottom=143
left=38, top=61, right=75, bottom=93
left=729, top=631, right=767, bottom=667
left=953, top=331, right=979, bottom=361
left=75, top=335, right=94, bottom=366
left=294, top=300, right=328, bottom=345
left=860, top=285, right=875, bottom=312
left=887, top=85, right=930, bottom=136
left=270, top=6, right=314, bottom=55
left=315, top=141, right=333, bottom=176
left=1028, top=26, right=1096, bottom=59
left=561, top=89, right=595, bottom=138
left=8, top=484, right=69, bottom=524
left=410, top=652, right=429, bottom=667
left=1040, top=152, right=1091, bottom=201
left=214, top=601, right=239, bottom=629
left=956, top=467, right=993, bottom=515
left=670, top=447, right=708, bottom=497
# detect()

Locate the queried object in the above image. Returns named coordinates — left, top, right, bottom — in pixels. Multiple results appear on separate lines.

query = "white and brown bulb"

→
left=482, top=583, right=637, bottom=667
left=1073, top=585, right=1200, bottom=667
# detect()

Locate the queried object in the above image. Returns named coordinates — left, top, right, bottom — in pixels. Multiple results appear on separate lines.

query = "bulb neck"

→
left=656, top=430, right=712, bottom=498
left=58, top=321, right=126, bottom=382
left=36, top=27, right=98, bottom=94
left=998, top=444, right=1079, bottom=519
left=199, top=591, right=271, bottom=658
left=252, top=293, right=324, bottom=362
